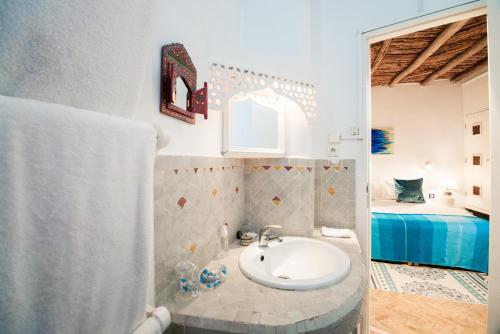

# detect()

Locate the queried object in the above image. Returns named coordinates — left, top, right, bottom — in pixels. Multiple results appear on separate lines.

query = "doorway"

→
left=357, top=3, right=496, bottom=333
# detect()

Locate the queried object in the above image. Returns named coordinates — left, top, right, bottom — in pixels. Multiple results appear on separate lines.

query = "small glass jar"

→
left=175, top=261, right=199, bottom=300
left=199, top=264, right=228, bottom=290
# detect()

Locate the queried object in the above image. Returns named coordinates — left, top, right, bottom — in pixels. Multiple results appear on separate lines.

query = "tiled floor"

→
left=370, top=288, right=487, bottom=334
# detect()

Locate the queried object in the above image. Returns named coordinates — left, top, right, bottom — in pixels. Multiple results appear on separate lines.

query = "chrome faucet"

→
left=258, top=225, right=283, bottom=247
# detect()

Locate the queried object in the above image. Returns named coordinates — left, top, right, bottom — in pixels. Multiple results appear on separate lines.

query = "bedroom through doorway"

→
left=368, top=13, right=490, bottom=334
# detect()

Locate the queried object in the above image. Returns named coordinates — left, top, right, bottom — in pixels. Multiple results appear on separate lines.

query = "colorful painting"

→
left=372, top=127, right=394, bottom=154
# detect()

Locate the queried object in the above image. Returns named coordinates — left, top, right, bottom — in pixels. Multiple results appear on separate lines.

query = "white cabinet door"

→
left=464, top=110, right=490, bottom=214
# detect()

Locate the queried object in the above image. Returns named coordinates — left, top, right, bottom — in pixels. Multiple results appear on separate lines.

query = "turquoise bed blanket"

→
left=372, top=212, right=489, bottom=273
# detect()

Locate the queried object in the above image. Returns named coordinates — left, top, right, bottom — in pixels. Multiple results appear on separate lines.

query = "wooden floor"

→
left=370, top=289, right=487, bottom=334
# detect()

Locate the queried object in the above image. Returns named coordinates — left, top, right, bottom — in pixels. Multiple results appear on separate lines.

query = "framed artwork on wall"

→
left=372, top=127, right=394, bottom=155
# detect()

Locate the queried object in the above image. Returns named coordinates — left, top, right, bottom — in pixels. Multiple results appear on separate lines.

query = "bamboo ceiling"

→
left=371, top=15, right=488, bottom=86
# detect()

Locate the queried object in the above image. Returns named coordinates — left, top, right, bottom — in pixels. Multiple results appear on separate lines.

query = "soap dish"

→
left=239, top=232, right=257, bottom=246
left=199, top=264, right=228, bottom=290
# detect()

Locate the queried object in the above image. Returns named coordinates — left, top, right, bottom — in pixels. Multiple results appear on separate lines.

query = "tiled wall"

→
left=243, top=158, right=315, bottom=237
left=315, top=159, right=356, bottom=229
left=154, top=156, right=244, bottom=305
left=154, top=156, right=355, bottom=304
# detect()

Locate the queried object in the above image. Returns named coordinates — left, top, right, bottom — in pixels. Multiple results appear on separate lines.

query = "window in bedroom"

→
left=472, top=123, right=481, bottom=135
left=473, top=185, right=481, bottom=196
left=473, top=155, right=482, bottom=166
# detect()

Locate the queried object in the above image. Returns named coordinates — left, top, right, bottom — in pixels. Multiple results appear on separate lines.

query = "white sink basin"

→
left=238, top=237, right=350, bottom=290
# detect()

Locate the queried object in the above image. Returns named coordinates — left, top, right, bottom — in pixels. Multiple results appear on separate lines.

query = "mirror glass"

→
left=172, top=77, right=189, bottom=110
left=226, top=89, right=284, bottom=154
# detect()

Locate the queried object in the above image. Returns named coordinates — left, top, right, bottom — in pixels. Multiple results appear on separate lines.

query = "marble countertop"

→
left=167, top=229, right=367, bottom=333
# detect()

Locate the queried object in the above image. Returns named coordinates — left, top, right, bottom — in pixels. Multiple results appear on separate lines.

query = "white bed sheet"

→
left=371, top=200, right=474, bottom=216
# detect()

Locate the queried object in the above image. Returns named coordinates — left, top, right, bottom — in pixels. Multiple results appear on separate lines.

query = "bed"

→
left=371, top=200, right=489, bottom=273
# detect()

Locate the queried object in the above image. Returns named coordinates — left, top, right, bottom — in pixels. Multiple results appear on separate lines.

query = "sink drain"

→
left=277, top=275, right=291, bottom=280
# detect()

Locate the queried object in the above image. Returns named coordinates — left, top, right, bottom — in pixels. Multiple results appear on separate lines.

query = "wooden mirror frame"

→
left=160, top=43, right=207, bottom=124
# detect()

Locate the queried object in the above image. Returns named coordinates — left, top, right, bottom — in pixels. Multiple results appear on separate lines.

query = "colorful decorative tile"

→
left=274, top=166, right=282, bottom=171
left=284, top=166, right=293, bottom=171
left=235, top=186, right=239, bottom=193
left=296, top=166, right=304, bottom=172
left=252, top=166, right=259, bottom=171
left=307, top=167, right=312, bottom=172
left=177, top=197, right=187, bottom=208
left=189, top=242, right=197, bottom=254
left=210, top=167, right=213, bottom=172
left=262, top=166, right=271, bottom=170
left=174, top=169, right=179, bottom=175
left=194, top=167, right=199, bottom=174
left=334, top=166, right=342, bottom=172
left=212, top=188, right=218, bottom=197
left=327, top=186, right=336, bottom=196
left=272, top=195, right=281, bottom=206
left=323, top=166, right=330, bottom=170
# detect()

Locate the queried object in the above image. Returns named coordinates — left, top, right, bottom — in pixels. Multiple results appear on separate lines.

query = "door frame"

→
left=356, top=2, right=490, bottom=332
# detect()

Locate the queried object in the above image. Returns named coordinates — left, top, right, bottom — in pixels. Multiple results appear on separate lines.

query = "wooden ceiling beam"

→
left=451, top=58, right=488, bottom=84
left=371, top=39, right=392, bottom=74
left=421, top=35, right=487, bottom=86
left=389, top=19, right=469, bottom=87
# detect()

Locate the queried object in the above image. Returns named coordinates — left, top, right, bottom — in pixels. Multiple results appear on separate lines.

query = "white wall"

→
left=462, top=74, right=489, bottom=112
left=133, top=0, right=477, bottom=252
left=134, top=0, right=313, bottom=157
left=487, top=0, right=500, bottom=331
left=371, top=82, right=464, bottom=201
left=135, top=0, right=475, bottom=158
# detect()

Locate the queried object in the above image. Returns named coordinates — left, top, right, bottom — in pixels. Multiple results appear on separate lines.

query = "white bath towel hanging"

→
left=0, top=95, right=157, bottom=334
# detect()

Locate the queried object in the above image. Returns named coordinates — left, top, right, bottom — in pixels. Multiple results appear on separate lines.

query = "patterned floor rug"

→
left=370, top=261, right=488, bottom=304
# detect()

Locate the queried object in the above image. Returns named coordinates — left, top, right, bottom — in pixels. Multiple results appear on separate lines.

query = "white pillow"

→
left=371, top=182, right=384, bottom=200
left=382, top=180, right=396, bottom=200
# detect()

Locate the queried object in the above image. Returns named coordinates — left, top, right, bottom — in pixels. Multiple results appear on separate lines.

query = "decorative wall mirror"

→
left=223, top=88, right=285, bottom=157
left=160, top=43, right=208, bottom=124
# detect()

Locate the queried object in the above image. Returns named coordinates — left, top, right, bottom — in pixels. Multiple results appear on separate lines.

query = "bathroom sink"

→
left=238, top=237, right=350, bottom=290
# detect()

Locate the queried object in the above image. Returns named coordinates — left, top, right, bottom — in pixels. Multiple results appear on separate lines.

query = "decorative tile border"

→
left=247, top=165, right=313, bottom=173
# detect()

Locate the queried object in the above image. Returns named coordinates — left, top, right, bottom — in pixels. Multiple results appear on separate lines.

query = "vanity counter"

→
left=166, top=229, right=367, bottom=334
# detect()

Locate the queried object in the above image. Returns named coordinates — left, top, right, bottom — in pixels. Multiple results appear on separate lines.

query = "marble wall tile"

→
left=154, top=156, right=244, bottom=305
left=314, top=159, right=356, bottom=229
left=243, top=158, right=315, bottom=237
left=154, top=156, right=356, bottom=305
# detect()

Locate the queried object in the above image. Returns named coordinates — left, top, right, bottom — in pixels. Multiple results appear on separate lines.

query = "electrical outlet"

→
left=429, top=193, right=435, bottom=199
left=327, top=143, right=339, bottom=157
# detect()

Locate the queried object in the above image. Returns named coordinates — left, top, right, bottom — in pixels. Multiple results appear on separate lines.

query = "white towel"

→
left=321, top=226, right=351, bottom=238
left=133, top=307, right=171, bottom=334
left=0, top=95, right=156, bottom=334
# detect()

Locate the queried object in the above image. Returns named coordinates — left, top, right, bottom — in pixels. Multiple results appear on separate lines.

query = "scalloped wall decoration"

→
left=207, top=63, right=317, bottom=118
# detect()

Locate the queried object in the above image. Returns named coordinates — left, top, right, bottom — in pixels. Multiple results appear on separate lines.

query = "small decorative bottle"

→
left=174, top=260, right=199, bottom=301
left=218, top=223, right=229, bottom=259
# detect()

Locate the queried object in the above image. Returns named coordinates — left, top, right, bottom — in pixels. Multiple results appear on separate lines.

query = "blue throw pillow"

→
left=394, top=178, right=425, bottom=203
